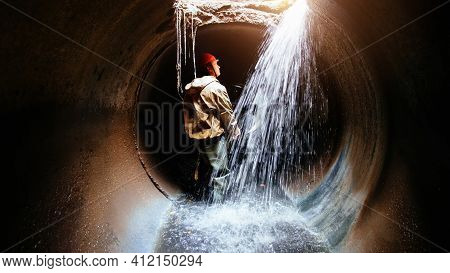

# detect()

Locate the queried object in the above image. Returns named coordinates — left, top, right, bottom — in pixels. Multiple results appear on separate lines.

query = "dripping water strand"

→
left=175, top=1, right=199, bottom=98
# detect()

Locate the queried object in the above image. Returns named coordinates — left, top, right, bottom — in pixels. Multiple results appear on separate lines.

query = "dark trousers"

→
left=196, top=135, right=230, bottom=202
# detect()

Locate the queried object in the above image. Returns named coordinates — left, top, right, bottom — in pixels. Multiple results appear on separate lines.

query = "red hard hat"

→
left=200, top=53, right=218, bottom=66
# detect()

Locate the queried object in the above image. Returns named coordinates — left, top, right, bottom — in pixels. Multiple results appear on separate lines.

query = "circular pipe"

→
left=1, top=0, right=449, bottom=252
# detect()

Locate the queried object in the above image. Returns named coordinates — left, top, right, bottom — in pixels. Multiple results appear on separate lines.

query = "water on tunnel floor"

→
left=154, top=196, right=330, bottom=253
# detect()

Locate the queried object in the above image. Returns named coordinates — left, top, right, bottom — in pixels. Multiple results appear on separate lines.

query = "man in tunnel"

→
left=183, top=53, right=240, bottom=202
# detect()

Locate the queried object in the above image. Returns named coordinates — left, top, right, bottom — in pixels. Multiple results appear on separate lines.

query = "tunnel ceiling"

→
left=175, top=0, right=289, bottom=27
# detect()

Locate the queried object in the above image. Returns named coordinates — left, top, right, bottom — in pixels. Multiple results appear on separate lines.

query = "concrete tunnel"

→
left=0, top=0, right=449, bottom=252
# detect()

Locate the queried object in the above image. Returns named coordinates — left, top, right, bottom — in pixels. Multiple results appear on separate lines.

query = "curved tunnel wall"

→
left=137, top=15, right=383, bottom=251
left=1, top=0, right=449, bottom=252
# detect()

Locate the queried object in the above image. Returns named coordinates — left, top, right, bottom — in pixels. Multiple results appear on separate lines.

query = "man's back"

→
left=183, top=76, right=235, bottom=140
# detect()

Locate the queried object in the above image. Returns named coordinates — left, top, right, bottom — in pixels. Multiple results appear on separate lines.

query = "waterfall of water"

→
left=213, top=0, right=325, bottom=204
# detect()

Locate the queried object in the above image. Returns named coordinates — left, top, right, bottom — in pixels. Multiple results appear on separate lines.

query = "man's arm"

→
left=208, top=88, right=241, bottom=138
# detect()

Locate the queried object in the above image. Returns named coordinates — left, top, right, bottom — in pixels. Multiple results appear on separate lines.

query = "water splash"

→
left=155, top=196, right=329, bottom=252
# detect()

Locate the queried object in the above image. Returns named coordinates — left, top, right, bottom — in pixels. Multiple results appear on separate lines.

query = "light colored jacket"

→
left=183, top=76, right=237, bottom=139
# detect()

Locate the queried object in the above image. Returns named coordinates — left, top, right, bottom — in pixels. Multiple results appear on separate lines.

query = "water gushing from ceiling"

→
left=212, top=0, right=327, bottom=204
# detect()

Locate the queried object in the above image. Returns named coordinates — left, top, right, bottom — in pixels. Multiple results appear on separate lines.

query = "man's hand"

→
left=230, top=127, right=241, bottom=140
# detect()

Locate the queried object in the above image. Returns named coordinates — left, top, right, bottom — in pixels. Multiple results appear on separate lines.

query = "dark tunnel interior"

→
left=0, top=0, right=449, bottom=252
left=138, top=22, right=341, bottom=195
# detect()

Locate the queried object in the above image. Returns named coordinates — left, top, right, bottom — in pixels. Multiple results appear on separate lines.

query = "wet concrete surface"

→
left=1, top=108, right=172, bottom=252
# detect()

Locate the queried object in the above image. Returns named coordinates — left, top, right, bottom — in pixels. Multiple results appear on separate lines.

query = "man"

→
left=183, top=53, right=240, bottom=202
